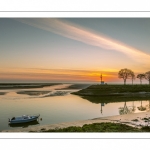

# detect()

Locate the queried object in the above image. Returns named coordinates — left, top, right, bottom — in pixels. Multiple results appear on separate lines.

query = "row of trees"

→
left=118, top=68, right=150, bottom=85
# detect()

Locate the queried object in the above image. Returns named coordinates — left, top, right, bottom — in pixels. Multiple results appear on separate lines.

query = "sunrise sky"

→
left=0, top=18, right=150, bottom=83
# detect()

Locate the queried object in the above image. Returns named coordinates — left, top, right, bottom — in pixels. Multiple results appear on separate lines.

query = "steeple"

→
left=100, top=74, right=102, bottom=83
left=100, top=73, right=104, bottom=84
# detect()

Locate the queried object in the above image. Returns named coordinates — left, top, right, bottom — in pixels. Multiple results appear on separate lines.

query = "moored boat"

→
left=8, top=114, right=40, bottom=124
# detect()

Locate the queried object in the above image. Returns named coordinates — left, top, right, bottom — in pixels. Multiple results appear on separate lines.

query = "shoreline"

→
left=2, top=112, right=150, bottom=132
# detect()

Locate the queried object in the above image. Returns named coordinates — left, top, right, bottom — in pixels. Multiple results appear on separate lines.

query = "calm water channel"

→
left=0, top=83, right=150, bottom=131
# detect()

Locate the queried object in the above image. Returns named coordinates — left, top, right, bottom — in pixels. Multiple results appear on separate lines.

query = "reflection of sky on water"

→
left=0, top=84, right=150, bottom=130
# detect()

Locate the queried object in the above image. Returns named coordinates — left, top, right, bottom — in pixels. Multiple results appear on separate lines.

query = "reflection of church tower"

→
left=100, top=103, right=105, bottom=114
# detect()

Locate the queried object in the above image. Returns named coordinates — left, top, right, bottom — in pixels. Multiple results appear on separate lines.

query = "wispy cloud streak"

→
left=16, top=18, right=150, bottom=65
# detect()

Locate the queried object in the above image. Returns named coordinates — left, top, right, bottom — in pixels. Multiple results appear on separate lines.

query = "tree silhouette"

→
left=137, top=74, right=145, bottom=84
left=118, top=68, right=133, bottom=85
left=131, top=71, right=135, bottom=85
left=145, top=71, right=150, bottom=85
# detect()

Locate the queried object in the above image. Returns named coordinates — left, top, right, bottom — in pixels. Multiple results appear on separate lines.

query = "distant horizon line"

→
left=0, top=82, right=149, bottom=85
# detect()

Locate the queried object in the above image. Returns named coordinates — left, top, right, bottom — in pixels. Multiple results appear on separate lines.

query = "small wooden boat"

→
left=8, top=114, right=40, bottom=124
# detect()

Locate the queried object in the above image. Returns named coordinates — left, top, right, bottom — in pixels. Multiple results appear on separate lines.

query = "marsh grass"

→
left=141, top=126, right=150, bottom=131
left=73, top=84, right=150, bottom=95
left=42, top=122, right=142, bottom=132
left=132, top=119, right=139, bottom=122
left=17, top=91, right=50, bottom=96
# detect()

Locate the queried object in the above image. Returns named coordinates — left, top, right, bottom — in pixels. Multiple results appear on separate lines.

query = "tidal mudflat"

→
left=1, top=83, right=150, bottom=132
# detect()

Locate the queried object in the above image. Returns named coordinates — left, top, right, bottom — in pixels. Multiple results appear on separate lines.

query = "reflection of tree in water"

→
left=145, top=100, right=150, bottom=111
left=119, top=101, right=136, bottom=115
left=119, top=100, right=150, bottom=113
left=131, top=101, right=136, bottom=112
left=137, top=101, right=146, bottom=111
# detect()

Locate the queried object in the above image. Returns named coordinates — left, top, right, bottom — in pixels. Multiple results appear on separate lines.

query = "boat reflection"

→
left=9, top=120, right=39, bottom=128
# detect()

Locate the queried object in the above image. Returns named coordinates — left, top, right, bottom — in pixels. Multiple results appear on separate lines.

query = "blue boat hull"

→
left=9, top=115, right=40, bottom=124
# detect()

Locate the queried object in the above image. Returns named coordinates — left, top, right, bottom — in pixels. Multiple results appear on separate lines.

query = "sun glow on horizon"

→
left=0, top=67, right=119, bottom=83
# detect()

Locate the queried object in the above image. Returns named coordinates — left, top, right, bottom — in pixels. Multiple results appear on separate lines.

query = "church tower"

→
left=100, top=74, right=104, bottom=84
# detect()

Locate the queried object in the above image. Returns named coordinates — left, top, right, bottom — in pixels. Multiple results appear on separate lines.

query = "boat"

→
left=9, top=120, right=39, bottom=128
left=8, top=114, right=40, bottom=124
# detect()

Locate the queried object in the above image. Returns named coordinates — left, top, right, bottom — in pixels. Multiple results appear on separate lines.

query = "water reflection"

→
left=119, top=101, right=136, bottom=115
left=82, top=96, right=150, bottom=115
left=9, top=120, right=39, bottom=128
left=137, top=101, right=146, bottom=111
left=145, top=100, right=150, bottom=111
left=118, top=100, right=150, bottom=115
left=100, top=103, right=107, bottom=114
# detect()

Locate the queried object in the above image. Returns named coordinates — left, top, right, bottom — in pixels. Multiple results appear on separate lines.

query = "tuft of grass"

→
left=40, top=128, right=46, bottom=131
left=141, top=126, right=150, bottom=132
left=142, top=118, right=149, bottom=120
left=132, top=119, right=139, bottom=122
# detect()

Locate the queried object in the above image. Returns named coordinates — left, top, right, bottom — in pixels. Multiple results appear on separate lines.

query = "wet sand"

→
left=2, top=112, right=150, bottom=132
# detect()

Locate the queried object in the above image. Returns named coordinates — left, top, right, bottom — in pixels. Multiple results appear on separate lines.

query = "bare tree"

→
left=118, top=68, right=133, bottom=85
left=145, top=71, right=150, bottom=85
left=131, top=71, right=135, bottom=85
left=137, top=74, right=145, bottom=84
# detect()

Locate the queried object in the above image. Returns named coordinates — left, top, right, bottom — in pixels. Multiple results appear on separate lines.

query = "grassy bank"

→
left=72, top=84, right=150, bottom=103
left=38, top=122, right=150, bottom=132
left=73, top=84, right=150, bottom=95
